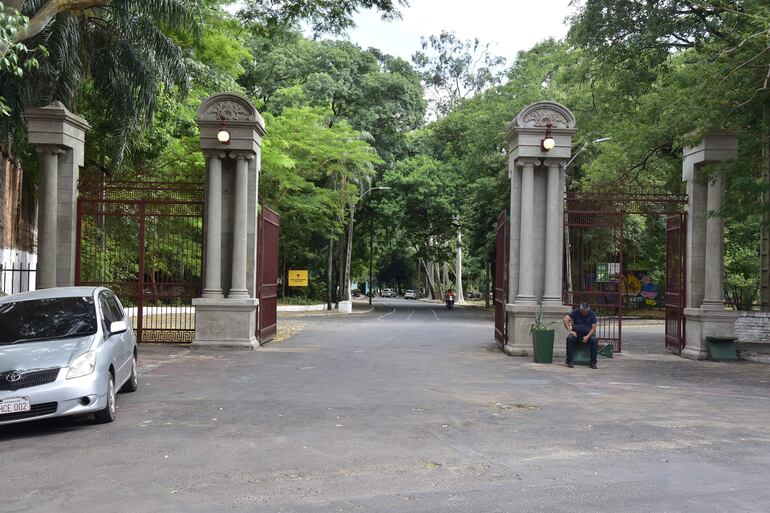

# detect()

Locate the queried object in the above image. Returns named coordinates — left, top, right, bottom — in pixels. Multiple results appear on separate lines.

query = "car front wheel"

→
left=94, top=374, right=116, bottom=423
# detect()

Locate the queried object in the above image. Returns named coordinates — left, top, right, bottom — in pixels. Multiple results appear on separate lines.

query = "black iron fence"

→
left=0, top=263, right=36, bottom=296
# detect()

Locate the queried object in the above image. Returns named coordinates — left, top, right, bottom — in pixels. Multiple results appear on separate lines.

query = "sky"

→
left=227, top=1, right=579, bottom=63
left=345, top=0, right=578, bottom=62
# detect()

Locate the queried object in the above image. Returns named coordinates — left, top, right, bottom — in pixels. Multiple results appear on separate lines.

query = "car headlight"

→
left=66, top=351, right=97, bottom=379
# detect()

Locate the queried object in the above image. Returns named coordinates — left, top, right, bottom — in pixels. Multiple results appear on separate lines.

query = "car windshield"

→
left=0, top=296, right=98, bottom=345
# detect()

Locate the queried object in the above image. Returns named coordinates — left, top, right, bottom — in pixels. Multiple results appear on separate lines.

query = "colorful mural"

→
left=621, top=271, right=660, bottom=308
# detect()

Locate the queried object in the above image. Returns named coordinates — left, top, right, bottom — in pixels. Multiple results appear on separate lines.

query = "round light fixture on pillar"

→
left=217, top=118, right=231, bottom=145
left=541, top=124, right=555, bottom=151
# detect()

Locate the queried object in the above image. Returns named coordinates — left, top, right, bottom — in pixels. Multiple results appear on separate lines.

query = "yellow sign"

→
left=288, top=270, right=309, bottom=287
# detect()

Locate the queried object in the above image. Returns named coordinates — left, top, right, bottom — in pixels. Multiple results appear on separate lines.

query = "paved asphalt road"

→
left=2, top=298, right=770, bottom=512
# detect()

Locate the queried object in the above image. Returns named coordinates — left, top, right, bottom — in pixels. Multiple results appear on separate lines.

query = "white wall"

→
left=0, top=248, right=37, bottom=294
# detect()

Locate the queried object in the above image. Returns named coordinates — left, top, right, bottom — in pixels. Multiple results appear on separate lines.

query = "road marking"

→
left=407, top=309, right=415, bottom=320
left=431, top=309, right=439, bottom=321
left=377, top=308, right=396, bottom=320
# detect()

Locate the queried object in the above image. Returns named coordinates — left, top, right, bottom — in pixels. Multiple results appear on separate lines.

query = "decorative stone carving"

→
left=35, top=145, right=64, bottom=155
left=228, top=151, right=255, bottom=161
left=515, top=158, right=542, bottom=168
left=512, top=101, right=576, bottom=129
left=197, top=93, right=258, bottom=122
left=542, top=159, right=566, bottom=169
left=203, top=150, right=228, bottom=160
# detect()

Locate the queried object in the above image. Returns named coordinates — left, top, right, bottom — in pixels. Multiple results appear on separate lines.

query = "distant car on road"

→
left=381, top=288, right=394, bottom=298
left=404, top=289, right=417, bottom=300
left=0, top=287, right=138, bottom=426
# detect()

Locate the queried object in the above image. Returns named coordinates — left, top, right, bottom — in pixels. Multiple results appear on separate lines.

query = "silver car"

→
left=0, top=287, right=138, bottom=426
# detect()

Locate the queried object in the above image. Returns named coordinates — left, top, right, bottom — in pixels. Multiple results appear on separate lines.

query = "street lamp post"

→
left=564, top=137, right=611, bottom=170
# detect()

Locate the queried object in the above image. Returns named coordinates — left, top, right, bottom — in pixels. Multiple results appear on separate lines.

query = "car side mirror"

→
left=109, top=320, right=128, bottom=335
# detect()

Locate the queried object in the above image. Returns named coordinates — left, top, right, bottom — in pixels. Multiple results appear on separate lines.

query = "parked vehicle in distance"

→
left=381, top=288, right=394, bottom=298
left=404, top=290, right=417, bottom=300
left=0, top=287, right=138, bottom=426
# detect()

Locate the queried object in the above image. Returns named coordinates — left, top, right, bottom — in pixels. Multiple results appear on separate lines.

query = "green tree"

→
left=0, top=0, right=199, bottom=160
left=238, top=0, right=405, bottom=35
left=412, top=30, right=507, bottom=118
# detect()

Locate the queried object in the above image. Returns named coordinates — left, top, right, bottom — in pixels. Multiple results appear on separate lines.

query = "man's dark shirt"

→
left=569, top=308, right=597, bottom=337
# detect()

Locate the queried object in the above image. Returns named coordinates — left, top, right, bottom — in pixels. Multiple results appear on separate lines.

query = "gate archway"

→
left=563, top=189, right=688, bottom=353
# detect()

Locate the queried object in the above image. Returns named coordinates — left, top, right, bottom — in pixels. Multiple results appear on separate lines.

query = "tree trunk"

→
left=761, top=106, right=770, bottom=311
left=485, top=261, right=491, bottom=309
left=342, top=203, right=355, bottom=302
left=326, top=238, right=334, bottom=311
left=336, top=220, right=346, bottom=306
left=420, top=258, right=436, bottom=299
left=455, top=225, right=465, bottom=303
left=442, top=261, right=450, bottom=290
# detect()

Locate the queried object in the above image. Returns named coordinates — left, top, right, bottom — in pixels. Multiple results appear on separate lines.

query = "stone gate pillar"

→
left=682, top=132, right=739, bottom=359
left=25, top=102, right=89, bottom=289
left=503, top=101, right=575, bottom=356
left=192, top=93, right=265, bottom=349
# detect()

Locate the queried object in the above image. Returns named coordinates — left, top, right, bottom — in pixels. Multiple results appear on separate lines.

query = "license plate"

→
left=0, top=397, right=31, bottom=415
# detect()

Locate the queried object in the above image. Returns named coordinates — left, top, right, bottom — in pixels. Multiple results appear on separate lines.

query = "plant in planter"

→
left=530, top=305, right=555, bottom=363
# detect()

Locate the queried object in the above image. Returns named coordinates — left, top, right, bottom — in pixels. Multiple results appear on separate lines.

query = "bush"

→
left=279, top=296, right=324, bottom=305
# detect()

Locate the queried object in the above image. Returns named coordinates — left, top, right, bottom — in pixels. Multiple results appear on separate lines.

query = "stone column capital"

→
left=542, top=159, right=567, bottom=169
left=35, top=145, right=65, bottom=155
left=203, top=150, right=228, bottom=160
left=228, top=151, right=255, bottom=161
left=515, top=158, right=541, bottom=169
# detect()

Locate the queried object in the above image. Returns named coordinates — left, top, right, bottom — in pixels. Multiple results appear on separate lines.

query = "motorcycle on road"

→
left=445, top=292, right=456, bottom=311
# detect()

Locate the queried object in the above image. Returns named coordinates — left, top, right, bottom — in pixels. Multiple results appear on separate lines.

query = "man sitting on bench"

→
left=563, top=303, right=598, bottom=369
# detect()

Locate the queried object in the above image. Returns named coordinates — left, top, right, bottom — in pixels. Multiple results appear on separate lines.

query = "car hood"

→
left=0, top=335, right=96, bottom=372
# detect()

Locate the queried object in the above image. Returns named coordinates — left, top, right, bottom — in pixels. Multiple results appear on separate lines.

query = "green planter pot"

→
left=706, top=336, right=737, bottom=362
left=532, top=330, right=555, bottom=363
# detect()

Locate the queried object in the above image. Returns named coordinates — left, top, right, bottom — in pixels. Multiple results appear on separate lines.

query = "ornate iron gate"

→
left=494, top=211, right=508, bottom=347
left=564, top=191, right=688, bottom=353
left=665, top=213, right=687, bottom=353
left=564, top=207, right=624, bottom=352
left=76, top=176, right=204, bottom=343
left=257, top=207, right=280, bottom=344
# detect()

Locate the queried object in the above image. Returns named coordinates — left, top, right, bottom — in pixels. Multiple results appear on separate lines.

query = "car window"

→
left=105, top=292, right=124, bottom=321
left=99, top=293, right=117, bottom=324
left=0, top=297, right=98, bottom=345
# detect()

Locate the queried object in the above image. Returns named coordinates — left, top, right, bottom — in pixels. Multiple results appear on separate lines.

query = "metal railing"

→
left=0, top=263, right=36, bottom=296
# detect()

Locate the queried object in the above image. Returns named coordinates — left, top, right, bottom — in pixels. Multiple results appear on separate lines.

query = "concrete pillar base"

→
left=682, top=308, right=738, bottom=360
left=192, top=297, right=259, bottom=349
left=338, top=300, right=353, bottom=314
left=504, top=303, right=571, bottom=357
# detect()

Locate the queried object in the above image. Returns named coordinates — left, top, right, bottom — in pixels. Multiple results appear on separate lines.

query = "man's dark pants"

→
left=566, top=334, right=598, bottom=365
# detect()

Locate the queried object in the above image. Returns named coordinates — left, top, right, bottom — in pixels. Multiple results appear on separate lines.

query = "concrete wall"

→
left=735, top=312, right=770, bottom=344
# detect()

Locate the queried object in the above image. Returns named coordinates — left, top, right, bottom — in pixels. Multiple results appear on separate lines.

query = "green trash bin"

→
left=573, top=343, right=590, bottom=365
left=706, top=336, right=737, bottom=362
left=532, top=330, right=554, bottom=363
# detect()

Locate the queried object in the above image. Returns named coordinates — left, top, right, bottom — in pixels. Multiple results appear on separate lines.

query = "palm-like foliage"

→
left=0, top=0, right=199, bottom=163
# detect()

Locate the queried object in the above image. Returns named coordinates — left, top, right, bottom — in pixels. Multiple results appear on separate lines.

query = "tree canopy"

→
left=1, top=0, right=767, bottom=306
